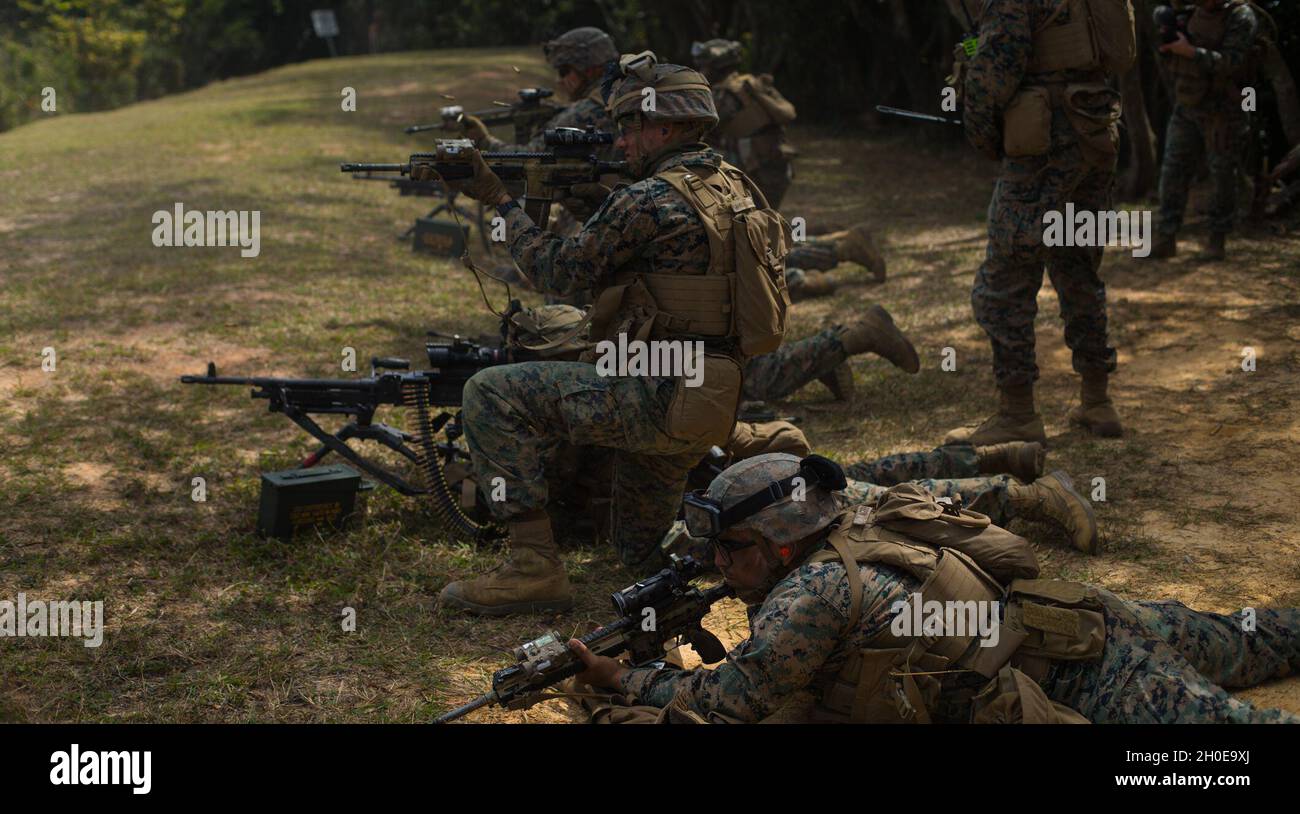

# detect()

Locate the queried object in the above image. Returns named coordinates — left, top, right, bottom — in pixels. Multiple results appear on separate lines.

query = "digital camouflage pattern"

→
left=742, top=328, right=845, bottom=401
left=1040, top=597, right=1300, bottom=723
left=840, top=444, right=1015, bottom=525
left=618, top=534, right=1300, bottom=723
left=1156, top=4, right=1260, bottom=238
left=463, top=146, right=726, bottom=567
left=963, top=0, right=1118, bottom=388
left=499, top=147, right=715, bottom=298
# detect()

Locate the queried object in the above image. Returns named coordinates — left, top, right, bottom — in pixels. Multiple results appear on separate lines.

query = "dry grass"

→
left=1, top=48, right=1298, bottom=722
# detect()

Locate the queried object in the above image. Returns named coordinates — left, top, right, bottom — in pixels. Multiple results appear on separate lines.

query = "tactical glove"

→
left=558, top=181, right=613, bottom=222
left=412, top=148, right=510, bottom=204
left=459, top=114, right=492, bottom=148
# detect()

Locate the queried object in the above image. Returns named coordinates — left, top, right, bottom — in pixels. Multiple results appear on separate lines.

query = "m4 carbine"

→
left=180, top=336, right=513, bottom=541
left=341, top=127, right=627, bottom=226
left=406, top=87, right=560, bottom=144
left=435, top=555, right=733, bottom=723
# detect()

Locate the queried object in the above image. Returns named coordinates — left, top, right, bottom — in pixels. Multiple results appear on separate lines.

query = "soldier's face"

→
left=714, top=528, right=774, bottom=600
left=616, top=115, right=677, bottom=174
left=557, top=66, right=585, bottom=100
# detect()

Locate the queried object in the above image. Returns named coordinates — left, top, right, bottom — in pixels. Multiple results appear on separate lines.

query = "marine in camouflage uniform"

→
left=1151, top=0, right=1261, bottom=260
left=945, top=0, right=1126, bottom=448
left=691, top=38, right=797, bottom=209
left=461, top=27, right=623, bottom=304
left=571, top=455, right=1300, bottom=724
left=426, top=56, right=780, bottom=616
left=742, top=304, right=920, bottom=403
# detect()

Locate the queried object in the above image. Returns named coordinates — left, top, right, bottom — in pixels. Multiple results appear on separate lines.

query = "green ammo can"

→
left=257, top=464, right=364, bottom=540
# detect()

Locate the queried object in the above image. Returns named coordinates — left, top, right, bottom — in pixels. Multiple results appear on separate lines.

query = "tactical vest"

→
left=1006, top=0, right=1130, bottom=168
left=1167, top=0, right=1262, bottom=109
left=587, top=158, right=791, bottom=358
left=804, top=485, right=1104, bottom=724
left=712, top=72, right=797, bottom=172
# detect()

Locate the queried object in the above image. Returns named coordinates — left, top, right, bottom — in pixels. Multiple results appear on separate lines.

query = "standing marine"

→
left=1150, top=0, right=1265, bottom=260
left=417, top=53, right=793, bottom=616
left=690, top=38, right=798, bottom=209
left=945, top=0, right=1132, bottom=446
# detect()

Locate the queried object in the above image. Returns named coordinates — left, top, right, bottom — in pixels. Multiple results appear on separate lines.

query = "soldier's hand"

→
left=410, top=162, right=438, bottom=183
left=1159, top=32, right=1195, bottom=59
left=459, top=113, right=492, bottom=147
left=558, top=181, right=612, bottom=222
left=568, top=638, right=629, bottom=690
left=458, top=148, right=511, bottom=205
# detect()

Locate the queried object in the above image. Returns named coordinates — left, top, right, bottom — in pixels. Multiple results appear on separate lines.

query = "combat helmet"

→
left=700, top=453, right=843, bottom=550
left=543, top=27, right=618, bottom=71
left=690, top=39, right=743, bottom=79
left=603, top=51, right=719, bottom=129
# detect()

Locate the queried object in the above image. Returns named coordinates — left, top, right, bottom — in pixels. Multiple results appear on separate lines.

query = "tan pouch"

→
left=971, top=665, right=1090, bottom=724
left=1002, top=87, right=1052, bottom=157
left=1005, top=578, right=1106, bottom=661
left=663, top=353, right=742, bottom=446
left=1063, top=82, right=1123, bottom=169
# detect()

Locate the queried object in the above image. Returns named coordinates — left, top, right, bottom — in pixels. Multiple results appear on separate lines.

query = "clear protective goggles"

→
left=681, top=455, right=846, bottom=539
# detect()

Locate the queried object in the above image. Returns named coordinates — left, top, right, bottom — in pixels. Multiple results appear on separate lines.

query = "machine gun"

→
left=341, top=126, right=628, bottom=227
left=406, top=87, right=561, bottom=144
left=435, top=555, right=733, bottom=723
left=180, top=336, right=516, bottom=541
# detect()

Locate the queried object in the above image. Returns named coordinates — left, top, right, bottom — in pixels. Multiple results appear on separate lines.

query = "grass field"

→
left=2, top=49, right=1299, bottom=722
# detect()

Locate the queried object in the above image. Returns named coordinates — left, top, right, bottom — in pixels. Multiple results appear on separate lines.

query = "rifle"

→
left=180, top=336, right=516, bottom=541
left=406, top=87, right=561, bottom=144
left=435, top=555, right=733, bottom=723
left=876, top=105, right=963, bottom=126
left=341, top=126, right=628, bottom=227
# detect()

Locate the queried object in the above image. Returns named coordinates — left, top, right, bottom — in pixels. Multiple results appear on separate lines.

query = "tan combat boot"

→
left=817, top=361, right=855, bottom=402
left=838, top=305, right=920, bottom=373
left=439, top=512, right=573, bottom=616
left=974, top=441, right=1046, bottom=483
left=836, top=223, right=887, bottom=282
left=1007, top=471, right=1099, bottom=554
left=789, top=269, right=838, bottom=302
left=944, top=384, right=1047, bottom=445
left=1067, top=372, right=1123, bottom=438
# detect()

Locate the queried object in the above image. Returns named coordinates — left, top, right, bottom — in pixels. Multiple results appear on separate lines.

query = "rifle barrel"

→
left=340, top=163, right=407, bottom=173
left=434, top=691, right=498, bottom=724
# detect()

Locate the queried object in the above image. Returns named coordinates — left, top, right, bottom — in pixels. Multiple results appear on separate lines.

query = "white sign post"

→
left=311, top=9, right=340, bottom=57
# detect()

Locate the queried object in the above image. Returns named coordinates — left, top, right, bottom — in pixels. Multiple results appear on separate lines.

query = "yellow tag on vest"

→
left=1022, top=601, right=1080, bottom=637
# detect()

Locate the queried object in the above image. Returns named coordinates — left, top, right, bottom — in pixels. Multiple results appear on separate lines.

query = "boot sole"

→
left=867, top=305, right=920, bottom=374
left=1046, top=471, right=1100, bottom=555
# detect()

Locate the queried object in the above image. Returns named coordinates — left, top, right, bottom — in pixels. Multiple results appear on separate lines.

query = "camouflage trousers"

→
left=742, top=329, right=845, bottom=402
left=1156, top=104, right=1251, bottom=238
left=1042, top=593, right=1300, bottom=723
left=973, top=124, right=1117, bottom=387
left=838, top=444, right=1014, bottom=525
left=461, top=362, right=710, bottom=567
left=786, top=242, right=839, bottom=273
